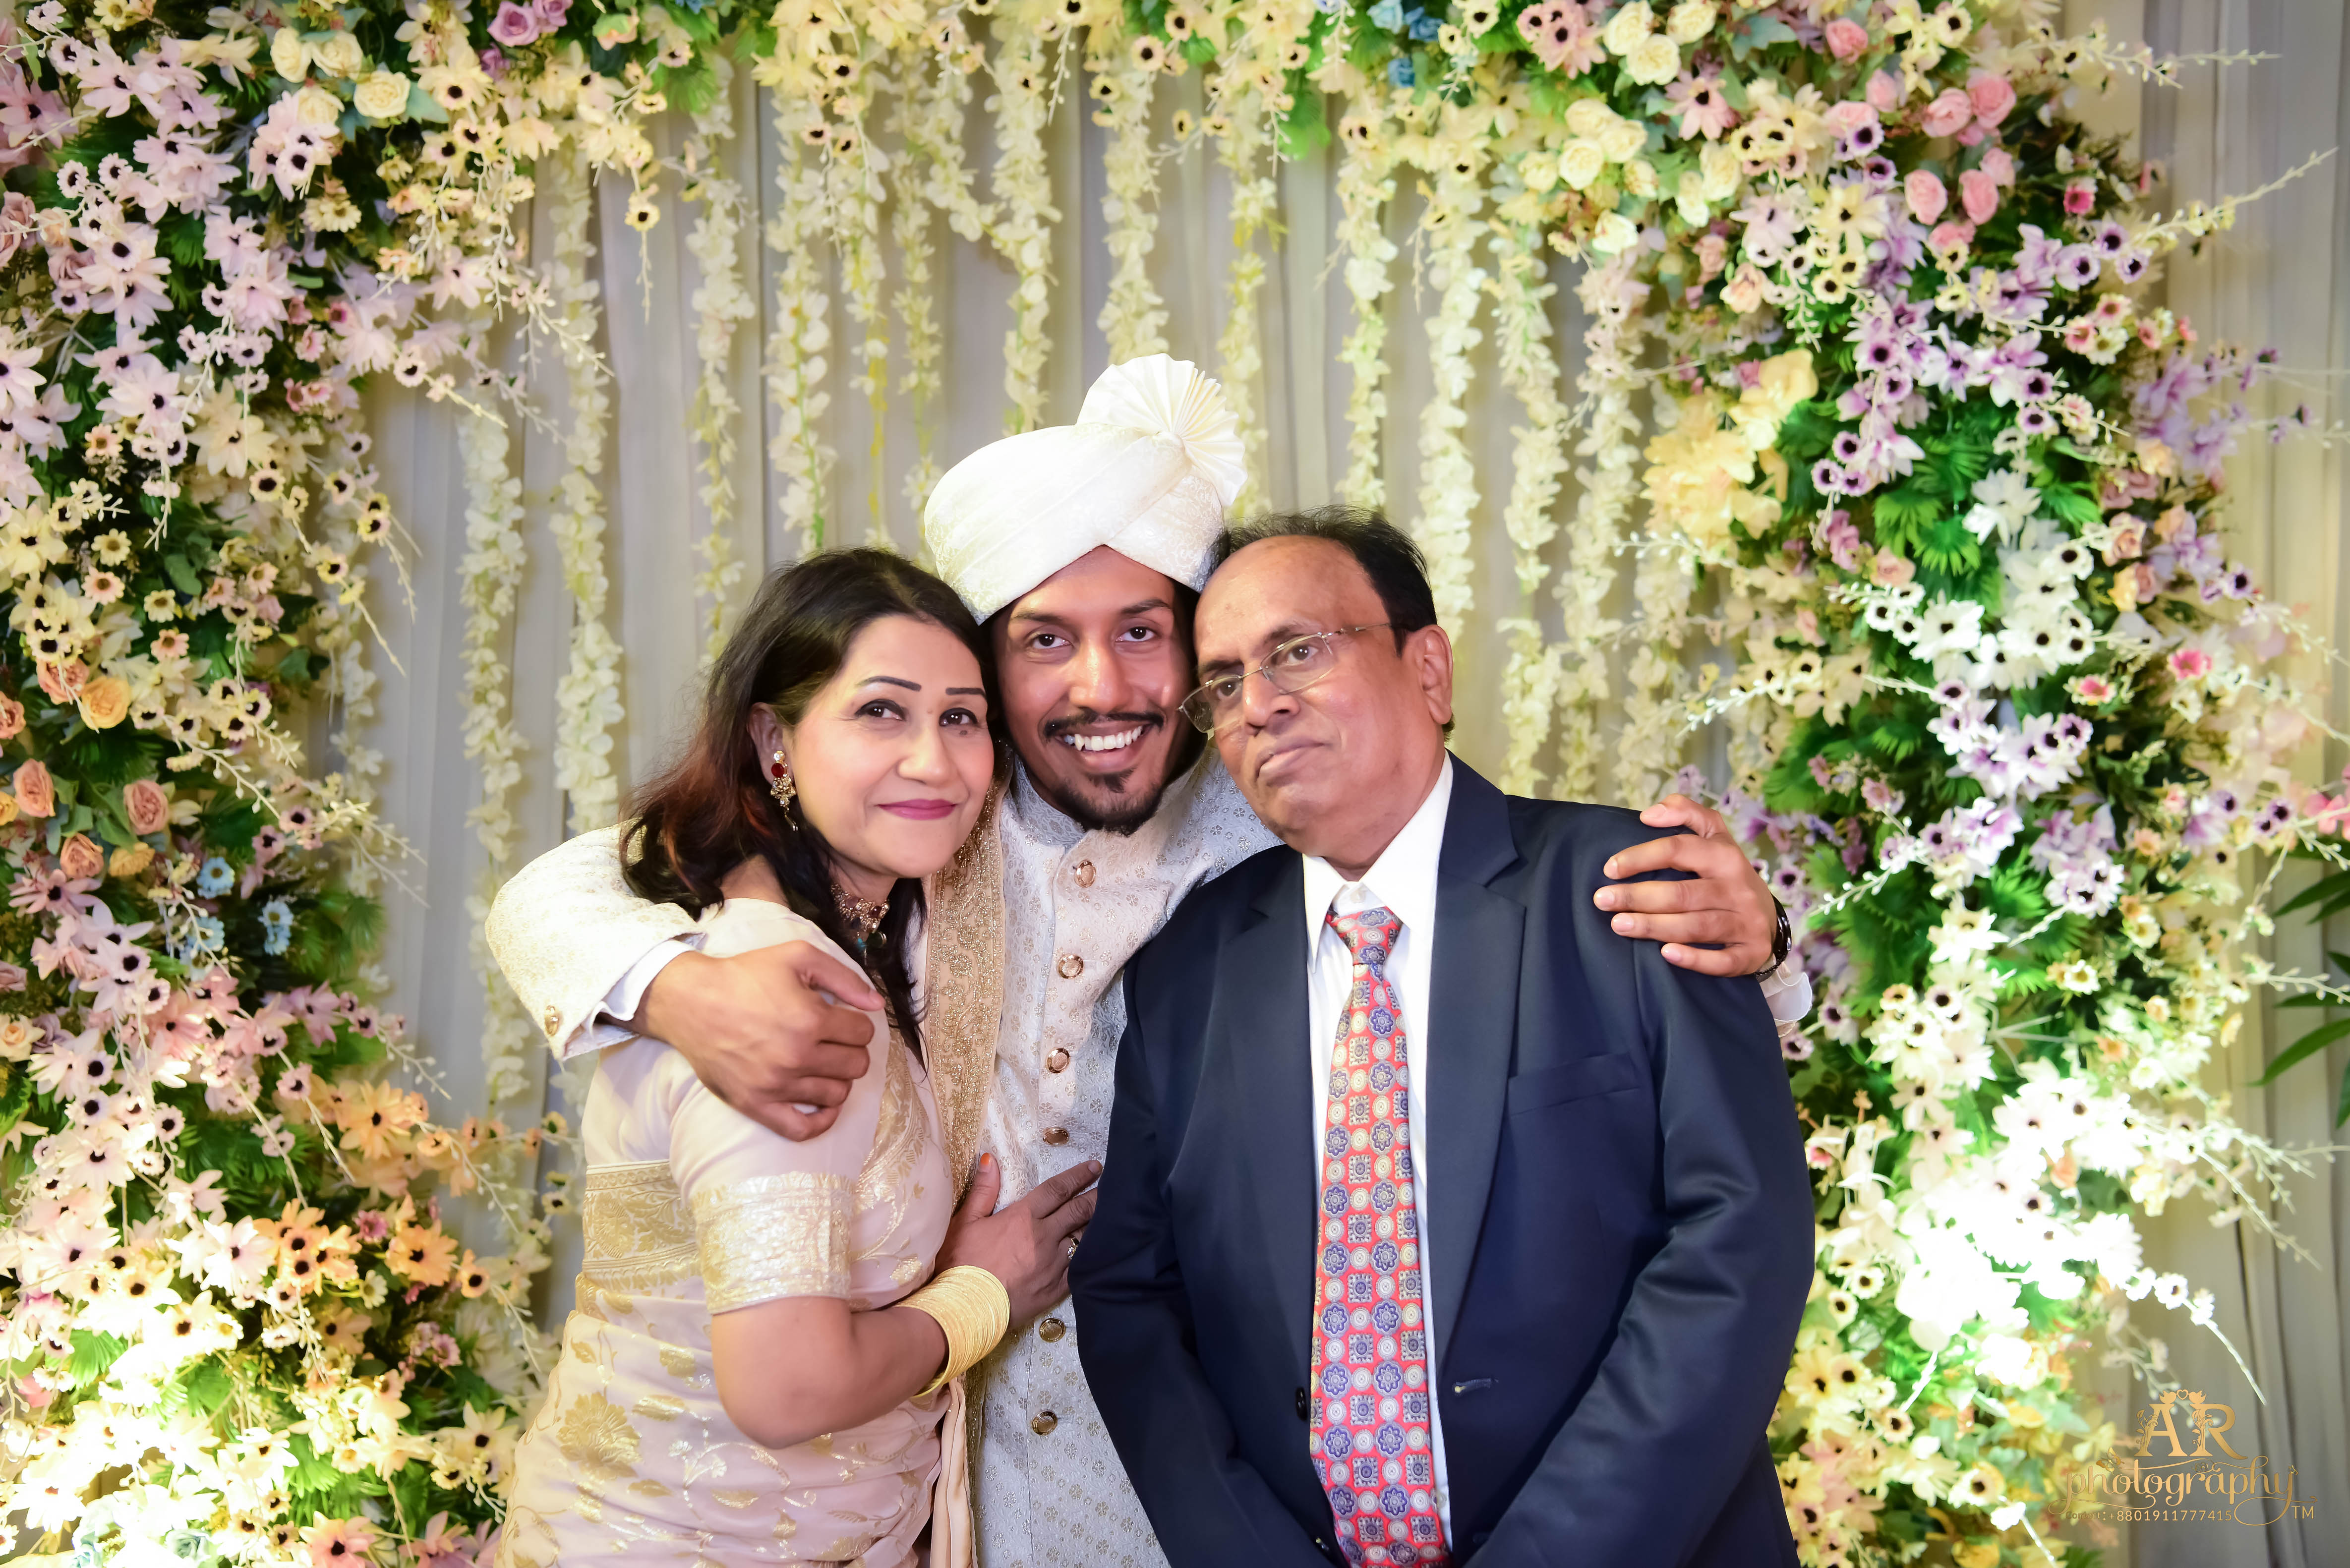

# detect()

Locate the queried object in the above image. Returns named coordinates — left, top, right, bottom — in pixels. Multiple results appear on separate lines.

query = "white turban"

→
left=923, top=354, right=1247, bottom=620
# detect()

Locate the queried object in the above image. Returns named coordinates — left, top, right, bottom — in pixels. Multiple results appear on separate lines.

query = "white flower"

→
left=1601, top=0, right=1656, bottom=55
left=1666, top=0, right=1716, bottom=43
left=1626, top=32, right=1682, bottom=84
left=1558, top=139, right=1607, bottom=190
left=1908, top=597, right=1984, bottom=662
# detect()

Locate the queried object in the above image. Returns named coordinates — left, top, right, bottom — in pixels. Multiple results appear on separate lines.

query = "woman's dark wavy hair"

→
left=624, top=549, right=1002, bottom=1056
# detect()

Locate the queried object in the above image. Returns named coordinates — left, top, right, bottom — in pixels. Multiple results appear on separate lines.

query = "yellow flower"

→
left=354, top=70, right=410, bottom=119
left=310, top=31, right=366, bottom=78
left=387, top=1222, right=459, bottom=1287
left=79, top=674, right=130, bottom=729
left=1557, top=139, right=1606, bottom=190
left=1626, top=32, right=1682, bottom=84
left=109, top=844, right=155, bottom=879
left=269, top=26, right=308, bottom=80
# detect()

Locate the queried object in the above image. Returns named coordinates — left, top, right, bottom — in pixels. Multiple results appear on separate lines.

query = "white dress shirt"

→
left=1302, top=755, right=1457, bottom=1536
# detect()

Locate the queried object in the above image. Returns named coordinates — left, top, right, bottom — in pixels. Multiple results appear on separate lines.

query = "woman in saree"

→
left=495, top=549, right=1094, bottom=1567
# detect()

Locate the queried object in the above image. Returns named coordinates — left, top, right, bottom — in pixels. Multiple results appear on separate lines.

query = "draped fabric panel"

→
left=354, top=4, right=2347, bottom=1560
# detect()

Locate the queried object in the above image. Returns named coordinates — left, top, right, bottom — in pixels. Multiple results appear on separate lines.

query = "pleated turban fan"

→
left=922, top=355, right=1249, bottom=620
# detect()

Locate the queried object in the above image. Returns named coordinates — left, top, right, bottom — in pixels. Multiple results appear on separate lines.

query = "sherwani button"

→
left=1041, top=1126, right=1069, bottom=1146
left=1045, top=1048, right=1070, bottom=1073
left=1057, top=953, right=1084, bottom=979
left=1072, top=860, right=1095, bottom=887
left=1030, top=1410, right=1058, bottom=1435
left=1038, top=1316, right=1066, bottom=1342
left=541, top=1005, right=561, bottom=1039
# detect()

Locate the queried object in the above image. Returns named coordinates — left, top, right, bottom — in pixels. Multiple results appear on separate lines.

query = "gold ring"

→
left=1065, top=1236, right=1079, bottom=1259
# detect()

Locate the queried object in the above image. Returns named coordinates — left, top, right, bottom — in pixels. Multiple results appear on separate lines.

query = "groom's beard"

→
left=1017, top=709, right=1205, bottom=835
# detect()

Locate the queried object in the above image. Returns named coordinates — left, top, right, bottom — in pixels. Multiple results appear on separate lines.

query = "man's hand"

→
left=936, top=1154, right=1101, bottom=1324
left=1594, top=793, right=1780, bottom=977
left=639, top=945, right=885, bottom=1141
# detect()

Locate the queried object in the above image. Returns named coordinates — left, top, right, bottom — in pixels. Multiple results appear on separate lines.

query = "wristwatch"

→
left=1752, top=897, right=1792, bottom=978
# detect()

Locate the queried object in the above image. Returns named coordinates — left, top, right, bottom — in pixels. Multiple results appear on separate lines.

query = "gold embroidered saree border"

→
left=580, top=1160, right=700, bottom=1292
left=692, top=1171, right=854, bottom=1312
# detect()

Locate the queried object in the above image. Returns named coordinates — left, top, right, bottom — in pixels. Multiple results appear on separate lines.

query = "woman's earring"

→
left=767, top=750, right=796, bottom=812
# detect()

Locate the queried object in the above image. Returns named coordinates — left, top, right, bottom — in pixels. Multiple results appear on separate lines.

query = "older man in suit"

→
left=1071, top=508, right=1814, bottom=1568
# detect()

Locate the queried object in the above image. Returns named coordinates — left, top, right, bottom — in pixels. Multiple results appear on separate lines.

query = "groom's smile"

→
left=992, top=545, right=1201, bottom=834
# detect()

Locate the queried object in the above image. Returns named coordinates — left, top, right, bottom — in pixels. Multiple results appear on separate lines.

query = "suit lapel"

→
left=1423, top=765, right=1525, bottom=1367
left=1219, top=855, right=1316, bottom=1381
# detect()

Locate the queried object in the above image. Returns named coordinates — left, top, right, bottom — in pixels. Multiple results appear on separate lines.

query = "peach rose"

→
left=1967, top=71, right=2016, bottom=127
left=58, top=833, right=104, bottom=880
left=1903, top=170, right=1948, bottom=224
left=108, top=844, right=155, bottom=880
left=13, top=760, right=53, bottom=818
left=0, top=696, right=20, bottom=740
left=78, top=674, right=129, bottom=730
left=35, top=661, right=85, bottom=703
left=1919, top=87, right=1974, bottom=137
left=1823, top=17, right=1869, bottom=60
left=124, top=778, right=170, bottom=836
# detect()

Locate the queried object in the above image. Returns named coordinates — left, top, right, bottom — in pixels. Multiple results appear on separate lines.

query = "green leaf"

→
left=163, top=553, right=201, bottom=596
left=2337, top=1062, right=2350, bottom=1129
left=2275, top=868, right=2350, bottom=918
left=2252, top=1016, right=2350, bottom=1086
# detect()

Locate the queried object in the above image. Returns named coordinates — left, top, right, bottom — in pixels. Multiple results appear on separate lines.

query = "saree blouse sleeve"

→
left=662, top=900, right=890, bottom=1316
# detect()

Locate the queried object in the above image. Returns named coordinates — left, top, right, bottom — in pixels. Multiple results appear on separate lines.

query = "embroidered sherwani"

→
left=488, top=758, right=1276, bottom=1568
left=495, top=900, right=956, bottom=1568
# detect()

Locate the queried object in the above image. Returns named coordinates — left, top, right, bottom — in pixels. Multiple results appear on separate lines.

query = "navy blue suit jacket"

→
left=1069, top=762, right=1814, bottom=1567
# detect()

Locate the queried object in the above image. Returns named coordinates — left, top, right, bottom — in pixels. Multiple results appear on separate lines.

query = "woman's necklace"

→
left=833, top=885, right=888, bottom=947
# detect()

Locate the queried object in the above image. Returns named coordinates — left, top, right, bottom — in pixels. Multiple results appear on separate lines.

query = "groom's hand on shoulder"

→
left=1593, top=793, right=1780, bottom=977
left=641, top=946, right=885, bottom=1141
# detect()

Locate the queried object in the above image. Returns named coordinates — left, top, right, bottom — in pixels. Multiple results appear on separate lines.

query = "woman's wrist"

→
left=902, top=1265, right=1010, bottom=1397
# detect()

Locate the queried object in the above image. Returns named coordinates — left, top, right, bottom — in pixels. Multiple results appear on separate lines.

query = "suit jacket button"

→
left=1045, top=1048, right=1070, bottom=1074
left=1057, top=953, right=1084, bottom=979
left=1038, top=1316, right=1066, bottom=1342
left=1030, top=1410, right=1058, bottom=1435
left=541, top=1005, right=561, bottom=1039
left=1295, top=1387, right=1309, bottom=1420
left=1071, top=860, right=1095, bottom=887
left=1041, top=1126, right=1069, bottom=1146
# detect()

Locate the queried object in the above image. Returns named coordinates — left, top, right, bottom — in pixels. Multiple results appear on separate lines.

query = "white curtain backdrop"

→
left=352, top=4, right=2348, bottom=1562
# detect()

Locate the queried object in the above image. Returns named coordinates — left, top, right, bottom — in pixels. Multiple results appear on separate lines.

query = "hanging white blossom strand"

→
left=545, top=150, right=625, bottom=832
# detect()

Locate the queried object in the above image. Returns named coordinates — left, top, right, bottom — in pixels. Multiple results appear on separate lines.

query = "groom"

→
left=487, top=356, right=1807, bottom=1568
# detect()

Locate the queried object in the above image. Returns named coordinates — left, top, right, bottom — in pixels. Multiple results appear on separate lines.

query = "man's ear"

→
left=1408, top=624, right=1454, bottom=728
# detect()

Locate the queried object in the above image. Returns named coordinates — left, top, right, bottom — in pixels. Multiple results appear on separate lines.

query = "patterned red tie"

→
left=1311, top=906, right=1448, bottom=1567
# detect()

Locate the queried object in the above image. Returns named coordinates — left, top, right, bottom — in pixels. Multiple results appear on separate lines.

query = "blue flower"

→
left=261, top=897, right=294, bottom=956
left=196, top=857, right=234, bottom=896
left=1407, top=10, right=1441, bottom=41
left=1387, top=56, right=1415, bottom=87
left=1367, top=0, right=1404, bottom=29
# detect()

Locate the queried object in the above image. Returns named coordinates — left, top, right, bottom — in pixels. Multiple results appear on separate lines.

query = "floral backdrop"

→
left=0, top=0, right=2337, bottom=1565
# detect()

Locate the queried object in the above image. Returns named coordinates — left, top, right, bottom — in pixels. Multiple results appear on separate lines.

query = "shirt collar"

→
left=1301, top=755, right=1454, bottom=938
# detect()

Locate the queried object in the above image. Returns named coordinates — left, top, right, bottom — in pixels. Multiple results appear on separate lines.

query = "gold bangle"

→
left=903, top=1265, right=1010, bottom=1398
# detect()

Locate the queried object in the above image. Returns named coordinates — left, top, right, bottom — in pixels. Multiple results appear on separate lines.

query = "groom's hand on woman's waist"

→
left=639, top=945, right=886, bottom=1141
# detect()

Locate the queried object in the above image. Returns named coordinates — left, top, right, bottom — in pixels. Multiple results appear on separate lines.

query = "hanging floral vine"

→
left=542, top=150, right=624, bottom=835
left=681, top=56, right=754, bottom=663
left=980, top=0, right=1061, bottom=433
left=1334, top=99, right=1401, bottom=510
left=1094, top=35, right=1171, bottom=362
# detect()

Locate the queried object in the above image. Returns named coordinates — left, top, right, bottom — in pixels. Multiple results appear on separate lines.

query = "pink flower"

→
left=1903, top=169, right=1948, bottom=224
left=123, top=778, right=169, bottom=836
left=1967, top=71, right=2017, bottom=127
left=1958, top=168, right=2000, bottom=224
left=1865, top=70, right=1901, bottom=113
left=2070, top=674, right=2116, bottom=703
left=531, top=0, right=571, bottom=29
left=12, top=759, right=52, bottom=817
left=1517, top=0, right=1602, bottom=75
left=303, top=1517, right=379, bottom=1568
left=486, top=2, right=540, bottom=48
left=1872, top=550, right=1916, bottom=588
left=1928, top=219, right=1977, bottom=254
left=2167, top=647, right=2213, bottom=681
left=1920, top=87, right=1974, bottom=137
left=2063, top=177, right=2097, bottom=215
left=1826, top=101, right=1877, bottom=136
left=1979, top=147, right=2016, bottom=187
left=1823, top=18, right=1870, bottom=60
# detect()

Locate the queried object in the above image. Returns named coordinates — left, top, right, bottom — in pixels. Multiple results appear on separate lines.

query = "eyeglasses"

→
left=1179, top=624, right=1390, bottom=734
